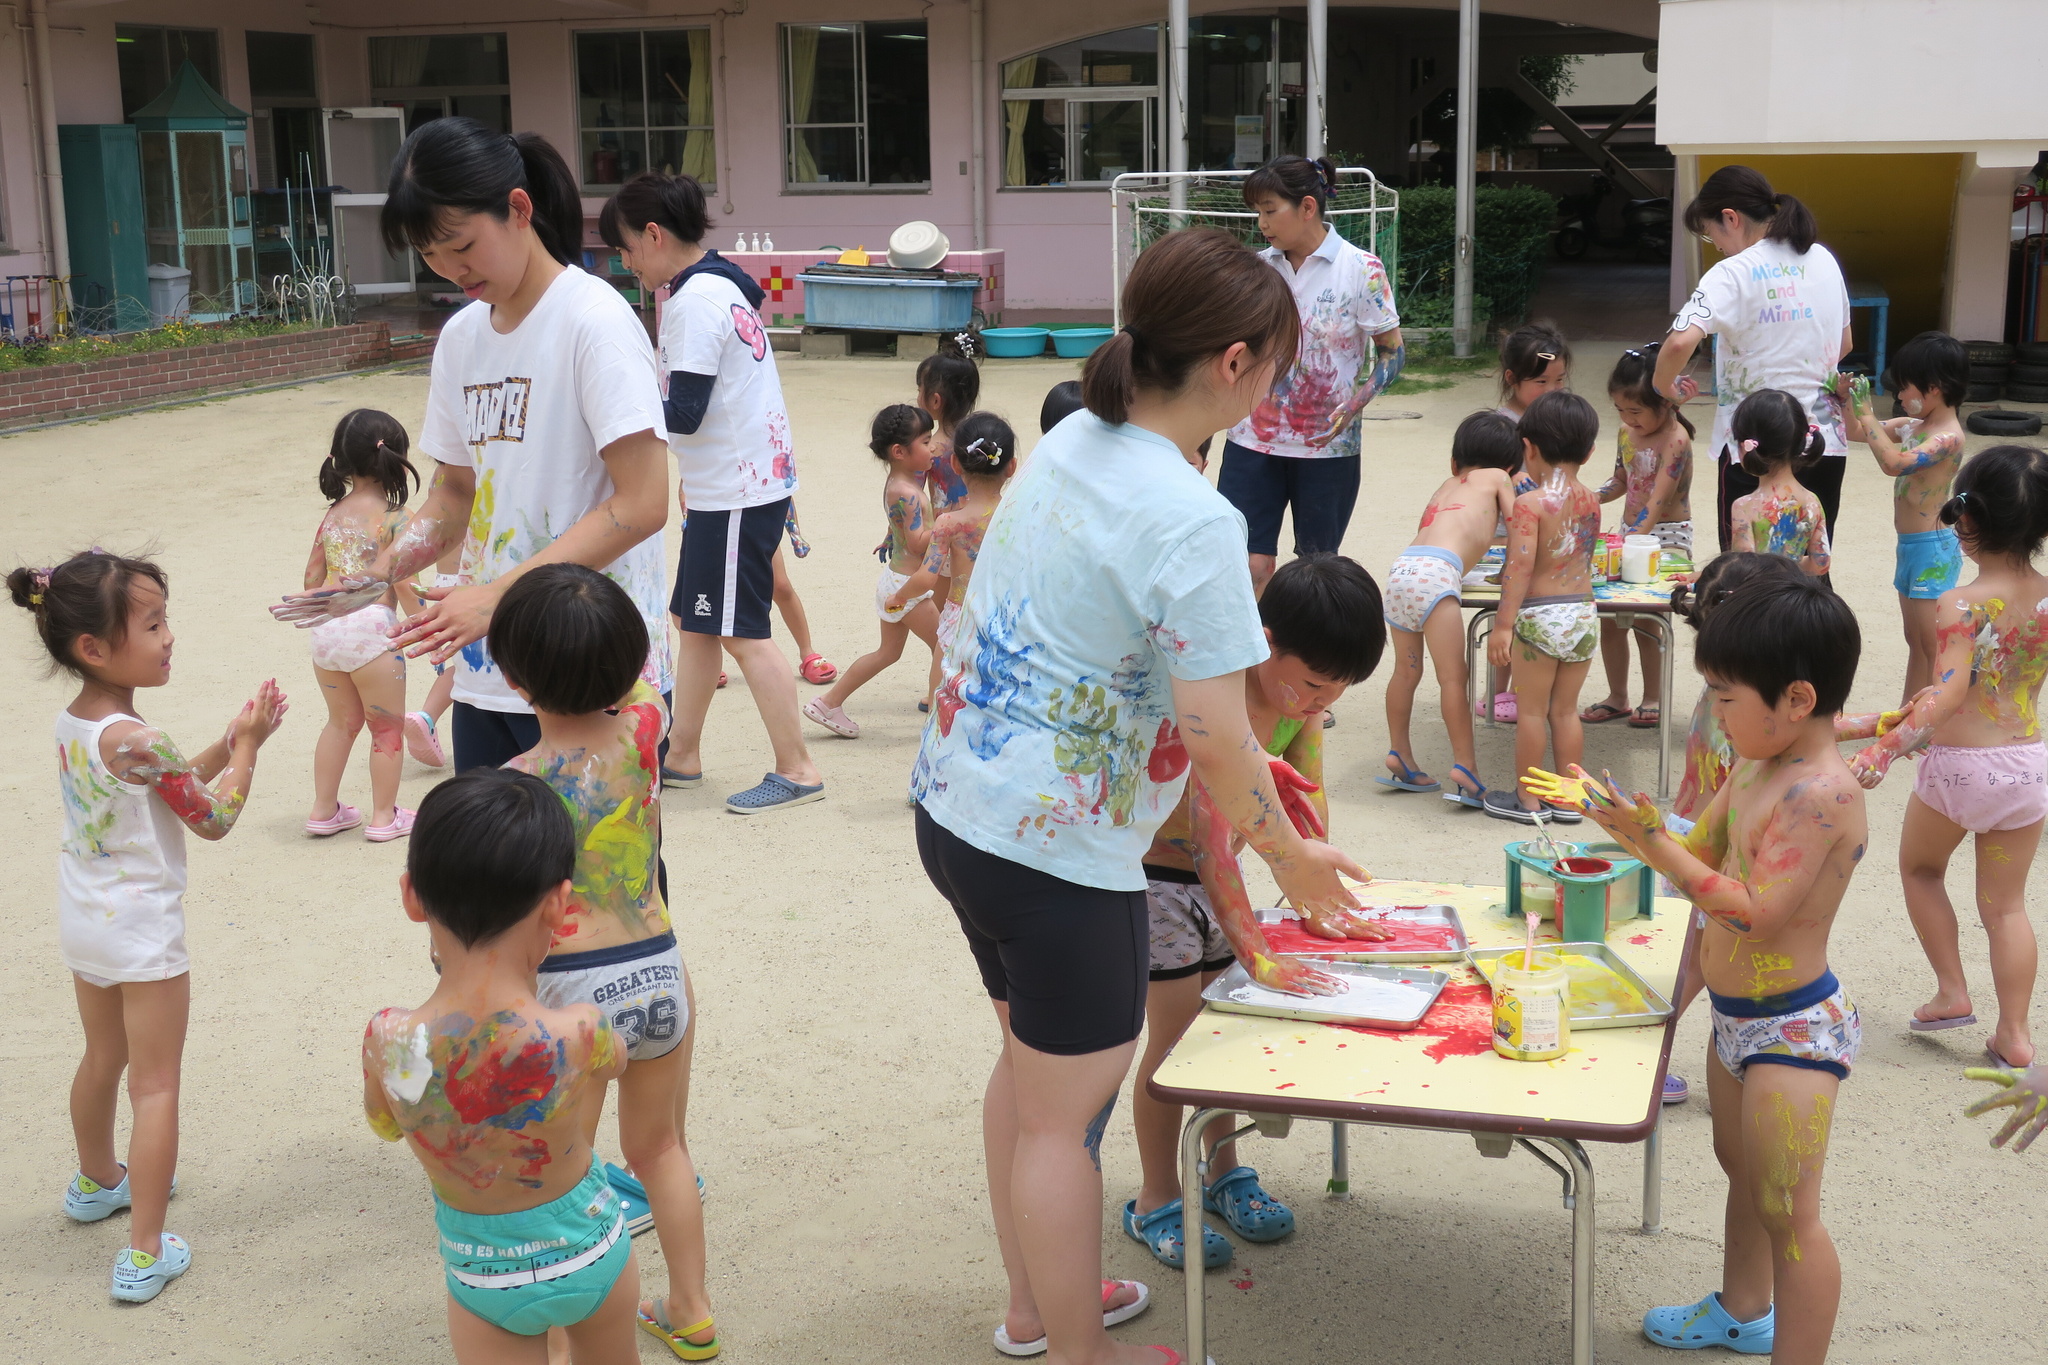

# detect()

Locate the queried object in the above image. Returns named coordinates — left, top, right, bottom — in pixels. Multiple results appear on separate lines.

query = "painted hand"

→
left=1964, top=1062, right=2048, bottom=1152
left=271, top=575, right=390, bottom=625
left=1299, top=906, right=1397, bottom=942
left=1670, top=373, right=1700, bottom=402
left=1313, top=402, right=1357, bottom=446
left=1487, top=627, right=1513, bottom=669
left=393, top=581, right=502, bottom=666
left=1271, top=840, right=1369, bottom=920
left=1848, top=744, right=1891, bottom=790
left=232, top=678, right=290, bottom=747
left=1269, top=758, right=1326, bottom=839
left=1249, top=948, right=1346, bottom=997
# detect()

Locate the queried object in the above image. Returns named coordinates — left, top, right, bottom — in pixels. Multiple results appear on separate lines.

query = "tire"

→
left=1970, top=364, right=2012, bottom=385
left=1967, top=409, right=2044, bottom=437
left=2006, top=383, right=2048, bottom=405
left=1966, top=340, right=2015, bottom=364
left=1965, top=382, right=2004, bottom=403
left=2011, top=363, right=2048, bottom=386
left=2018, top=342, right=2048, bottom=366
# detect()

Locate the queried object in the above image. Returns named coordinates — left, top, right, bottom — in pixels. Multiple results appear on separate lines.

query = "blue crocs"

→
left=1643, top=1293, right=1775, bottom=1353
left=65, top=1165, right=176, bottom=1223
left=110, top=1233, right=190, bottom=1304
left=1122, top=1198, right=1231, bottom=1269
left=724, top=772, right=825, bottom=815
left=1202, top=1166, right=1296, bottom=1243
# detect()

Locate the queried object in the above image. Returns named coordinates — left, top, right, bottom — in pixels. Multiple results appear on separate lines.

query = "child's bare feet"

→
left=1911, top=991, right=1977, bottom=1030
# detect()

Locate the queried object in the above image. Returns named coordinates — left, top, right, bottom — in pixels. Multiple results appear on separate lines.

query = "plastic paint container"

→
left=1553, top=856, right=1613, bottom=877
left=1522, top=873, right=1558, bottom=920
left=1621, top=534, right=1662, bottom=583
left=1491, top=949, right=1570, bottom=1061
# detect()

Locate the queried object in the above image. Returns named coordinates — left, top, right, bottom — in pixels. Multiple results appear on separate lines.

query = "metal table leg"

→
left=1180, top=1107, right=1229, bottom=1365
left=1467, top=606, right=1499, bottom=728
left=1657, top=614, right=1676, bottom=800
left=1642, top=1108, right=1663, bottom=1233
left=1517, top=1135, right=1597, bottom=1365
left=1328, top=1121, right=1350, bottom=1198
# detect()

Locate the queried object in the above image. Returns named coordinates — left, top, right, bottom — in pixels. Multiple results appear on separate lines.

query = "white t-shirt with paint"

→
left=1672, top=238, right=1850, bottom=463
left=419, top=266, right=671, bottom=714
left=661, top=268, right=798, bottom=511
left=911, top=412, right=1269, bottom=892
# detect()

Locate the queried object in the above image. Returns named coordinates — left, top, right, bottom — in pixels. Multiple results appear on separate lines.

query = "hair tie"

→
left=1807, top=423, right=1819, bottom=436
left=1739, top=438, right=1760, bottom=454
left=965, top=437, right=991, bottom=456
left=954, top=331, right=977, bottom=359
left=28, top=567, right=49, bottom=607
left=1122, top=324, right=1141, bottom=346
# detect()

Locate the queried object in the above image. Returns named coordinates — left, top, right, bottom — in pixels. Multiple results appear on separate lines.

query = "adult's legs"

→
left=1975, top=818, right=2044, bottom=1068
left=1799, top=457, right=1845, bottom=547
left=118, top=975, right=190, bottom=1258
left=310, top=663, right=364, bottom=820
left=1216, top=440, right=1289, bottom=596
left=1898, top=794, right=1975, bottom=1025
left=1287, top=456, right=1362, bottom=556
left=70, top=975, right=131, bottom=1191
left=1717, top=459, right=1761, bottom=555
left=667, top=632, right=723, bottom=779
left=726, top=635, right=822, bottom=785
left=450, top=702, right=541, bottom=773
left=351, top=651, right=408, bottom=827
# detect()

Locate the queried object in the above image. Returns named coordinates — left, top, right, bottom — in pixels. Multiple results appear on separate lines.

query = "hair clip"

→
left=1536, top=351, right=1558, bottom=362
left=1807, top=423, right=1819, bottom=436
left=1739, top=438, right=1760, bottom=453
left=954, top=331, right=977, bottom=358
left=965, top=437, right=992, bottom=456
left=1622, top=348, right=1642, bottom=358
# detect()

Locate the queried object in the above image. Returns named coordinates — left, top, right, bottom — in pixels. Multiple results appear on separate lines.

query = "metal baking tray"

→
left=1254, top=903, right=1471, bottom=963
left=1466, top=941, right=1674, bottom=1031
left=1202, top=960, right=1451, bottom=1030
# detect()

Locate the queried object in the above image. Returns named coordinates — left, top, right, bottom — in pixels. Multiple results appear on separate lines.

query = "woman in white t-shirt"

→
left=274, top=118, right=672, bottom=774
left=600, top=173, right=823, bottom=816
left=911, top=228, right=1370, bottom=1365
left=1653, top=165, right=1854, bottom=556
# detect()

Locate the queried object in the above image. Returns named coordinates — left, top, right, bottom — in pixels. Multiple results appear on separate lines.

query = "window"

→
left=782, top=22, right=929, bottom=189
left=369, top=33, right=511, bottom=135
left=575, top=30, right=716, bottom=189
left=246, top=32, right=322, bottom=190
left=1190, top=18, right=1305, bottom=171
left=1000, top=26, right=1159, bottom=187
left=116, top=25, right=222, bottom=119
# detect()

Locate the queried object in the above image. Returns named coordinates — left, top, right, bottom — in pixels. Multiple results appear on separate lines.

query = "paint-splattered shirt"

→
left=911, top=414, right=1268, bottom=891
left=419, top=267, right=671, bottom=714
left=1227, top=230, right=1400, bottom=460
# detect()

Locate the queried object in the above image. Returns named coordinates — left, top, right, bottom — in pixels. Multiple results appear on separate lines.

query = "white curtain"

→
left=1003, top=56, right=1037, bottom=186
left=786, top=25, right=820, bottom=182
left=370, top=36, right=431, bottom=89
left=683, top=29, right=716, bottom=183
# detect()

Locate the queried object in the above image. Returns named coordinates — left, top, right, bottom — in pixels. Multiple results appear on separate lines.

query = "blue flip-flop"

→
left=1122, top=1198, right=1231, bottom=1269
left=1202, top=1165, right=1295, bottom=1243
left=1642, top=1292, right=1774, bottom=1353
left=724, top=772, right=825, bottom=814
left=1440, top=763, right=1487, bottom=809
left=1374, top=750, right=1441, bottom=793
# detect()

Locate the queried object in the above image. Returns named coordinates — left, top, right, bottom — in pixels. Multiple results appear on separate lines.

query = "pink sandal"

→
left=366, top=807, right=417, bottom=843
left=992, top=1279, right=1151, bottom=1357
left=802, top=697, right=860, bottom=738
left=305, top=804, right=362, bottom=837
left=798, top=652, right=839, bottom=685
left=1476, top=691, right=1518, bottom=723
left=404, top=711, right=446, bottom=767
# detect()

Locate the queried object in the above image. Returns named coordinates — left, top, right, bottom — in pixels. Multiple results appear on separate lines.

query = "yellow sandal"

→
left=639, top=1300, right=720, bottom=1361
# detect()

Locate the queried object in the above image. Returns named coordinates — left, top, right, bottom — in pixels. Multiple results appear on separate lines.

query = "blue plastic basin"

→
left=982, top=327, right=1050, bottom=358
left=1051, top=327, right=1114, bottom=358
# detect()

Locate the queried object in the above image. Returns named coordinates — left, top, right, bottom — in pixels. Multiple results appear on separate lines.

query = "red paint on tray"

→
left=1263, top=916, right=1463, bottom=957
left=1329, top=982, right=1496, bottom=1062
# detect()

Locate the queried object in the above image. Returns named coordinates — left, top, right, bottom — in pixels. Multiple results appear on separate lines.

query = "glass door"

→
left=1074, top=100, right=1150, bottom=183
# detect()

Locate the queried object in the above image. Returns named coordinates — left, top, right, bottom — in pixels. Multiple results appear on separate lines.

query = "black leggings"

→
left=915, top=805, right=1148, bottom=1056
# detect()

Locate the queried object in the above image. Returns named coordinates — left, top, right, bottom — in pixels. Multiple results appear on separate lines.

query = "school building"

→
left=0, top=0, right=2039, bottom=338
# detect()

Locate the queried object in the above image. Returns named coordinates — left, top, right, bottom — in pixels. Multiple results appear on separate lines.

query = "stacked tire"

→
left=2012, top=341, right=2048, bottom=406
left=1966, top=340, right=2048, bottom=405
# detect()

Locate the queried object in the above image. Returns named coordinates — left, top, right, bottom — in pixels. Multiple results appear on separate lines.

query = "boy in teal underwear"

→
left=362, top=768, right=641, bottom=1364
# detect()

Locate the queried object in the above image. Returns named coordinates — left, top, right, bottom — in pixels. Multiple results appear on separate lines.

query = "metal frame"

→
left=1108, top=168, right=1397, bottom=328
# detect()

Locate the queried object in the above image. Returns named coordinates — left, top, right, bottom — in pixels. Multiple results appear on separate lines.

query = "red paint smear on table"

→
left=1629, top=933, right=1653, bottom=946
left=1263, top=917, right=1464, bottom=957
left=1329, top=982, right=1496, bottom=1062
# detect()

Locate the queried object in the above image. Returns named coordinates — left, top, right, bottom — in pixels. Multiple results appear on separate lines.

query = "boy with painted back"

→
left=363, top=768, right=639, bottom=1364
left=1529, top=575, right=1867, bottom=1364
left=1379, top=410, right=1521, bottom=807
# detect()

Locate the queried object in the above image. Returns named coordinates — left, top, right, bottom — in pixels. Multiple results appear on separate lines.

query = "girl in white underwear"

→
left=297, top=409, right=420, bottom=841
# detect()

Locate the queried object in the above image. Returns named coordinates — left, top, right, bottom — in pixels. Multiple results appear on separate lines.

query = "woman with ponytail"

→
left=273, top=118, right=673, bottom=777
left=1653, top=164, right=1854, bottom=555
left=1218, top=155, right=1403, bottom=593
left=910, top=227, right=1372, bottom=1365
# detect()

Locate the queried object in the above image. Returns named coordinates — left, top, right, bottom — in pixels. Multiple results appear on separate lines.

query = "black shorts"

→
left=671, top=497, right=787, bottom=639
left=1216, top=440, right=1362, bottom=558
left=915, top=805, right=1148, bottom=1056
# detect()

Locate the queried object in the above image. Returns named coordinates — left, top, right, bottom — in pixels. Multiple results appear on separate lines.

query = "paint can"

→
left=1621, top=534, right=1662, bottom=583
left=1491, top=949, right=1570, bottom=1061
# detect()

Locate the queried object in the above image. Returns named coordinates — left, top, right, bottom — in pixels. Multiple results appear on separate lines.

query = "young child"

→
left=404, top=546, right=461, bottom=769
left=1124, top=555, right=1387, bottom=1271
left=803, top=405, right=943, bottom=737
left=12, top=550, right=286, bottom=1302
left=1727, top=390, right=1831, bottom=576
left=917, top=333, right=981, bottom=515
left=773, top=507, right=839, bottom=685
left=1483, top=323, right=1572, bottom=722
left=362, top=768, right=641, bottom=1363
left=883, top=410, right=1017, bottom=660
left=1529, top=574, right=1868, bottom=1364
left=1583, top=344, right=1695, bottom=730
left=487, top=565, right=717, bottom=1357
left=1834, top=330, right=1969, bottom=701
left=299, top=408, right=420, bottom=840
left=1379, top=409, right=1521, bottom=808
left=1040, top=378, right=1085, bottom=434
left=1485, top=390, right=1602, bottom=824
left=1847, top=445, right=2048, bottom=1072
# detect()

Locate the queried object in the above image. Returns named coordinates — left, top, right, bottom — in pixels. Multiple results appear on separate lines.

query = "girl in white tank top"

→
left=12, top=550, right=287, bottom=1303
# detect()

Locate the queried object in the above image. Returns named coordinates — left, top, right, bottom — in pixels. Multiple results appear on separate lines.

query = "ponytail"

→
left=324, top=408, right=419, bottom=508
left=1243, top=154, right=1338, bottom=220
left=1729, top=388, right=1823, bottom=477
left=1683, top=165, right=1819, bottom=255
left=1084, top=227, right=1297, bottom=428
left=383, top=117, right=584, bottom=266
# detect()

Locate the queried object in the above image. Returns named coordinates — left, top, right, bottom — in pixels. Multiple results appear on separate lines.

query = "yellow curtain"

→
left=683, top=29, right=716, bottom=184
left=787, top=25, right=820, bottom=183
left=1003, top=56, right=1037, bottom=186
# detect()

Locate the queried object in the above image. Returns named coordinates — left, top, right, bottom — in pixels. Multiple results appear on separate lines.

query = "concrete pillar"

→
left=1451, top=0, right=1477, bottom=356
left=1671, top=153, right=1701, bottom=314
left=1944, top=153, right=2026, bottom=340
left=1306, top=0, right=1327, bottom=160
left=1167, top=0, right=1189, bottom=212
left=970, top=0, right=987, bottom=250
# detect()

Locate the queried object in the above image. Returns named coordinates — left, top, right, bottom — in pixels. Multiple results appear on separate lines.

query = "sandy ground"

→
left=2, top=346, right=2044, bottom=1365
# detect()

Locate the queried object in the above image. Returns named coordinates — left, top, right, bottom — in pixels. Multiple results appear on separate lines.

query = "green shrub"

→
left=1394, top=183, right=1555, bottom=328
left=0, top=316, right=304, bottom=373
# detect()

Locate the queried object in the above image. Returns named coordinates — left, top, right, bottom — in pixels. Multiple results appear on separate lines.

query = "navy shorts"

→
left=672, top=497, right=786, bottom=639
left=1216, top=441, right=1361, bottom=557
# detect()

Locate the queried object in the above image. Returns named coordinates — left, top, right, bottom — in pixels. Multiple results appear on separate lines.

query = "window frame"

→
left=998, top=26, right=1163, bottom=190
left=572, top=27, right=718, bottom=193
left=367, top=33, right=513, bottom=135
left=780, top=20, right=930, bottom=194
left=116, top=24, right=224, bottom=120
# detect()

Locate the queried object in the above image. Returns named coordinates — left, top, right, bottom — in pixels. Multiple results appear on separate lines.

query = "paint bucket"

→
left=1621, top=534, right=1662, bottom=583
left=1491, top=949, right=1570, bottom=1061
left=1522, top=871, right=1558, bottom=920
left=1553, top=856, right=1613, bottom=877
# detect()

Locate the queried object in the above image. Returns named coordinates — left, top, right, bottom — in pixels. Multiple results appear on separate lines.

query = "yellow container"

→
left=1491, top=950, right=1570, bottom=1061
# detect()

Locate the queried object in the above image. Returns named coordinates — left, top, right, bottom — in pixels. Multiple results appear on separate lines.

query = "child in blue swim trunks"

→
left=363, top=768, right=640, bottom=1363
left=1835, top=331, right=1968, bottom=703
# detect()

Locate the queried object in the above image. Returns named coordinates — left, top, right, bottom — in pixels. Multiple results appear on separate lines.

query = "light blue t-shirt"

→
left=911, top=411, right=1269, bottom=891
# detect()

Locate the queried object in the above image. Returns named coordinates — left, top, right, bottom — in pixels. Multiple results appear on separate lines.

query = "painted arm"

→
left=1730, top=497, right=1757, bottom=554
left=1170, top=671, right=1369, bottom=917
left=1277, top=725, right=1391, bottom=942
left=1595, top=446, right=1628, bottom=505
left=396, top=431, right=669, bottom=665
left=1835, top=689, right=1927, bottom=742
left=1834, top=373, right=1957, bottom=476
left=888, top=488, right=936, bottom=565
left=1654, top=325, right=1706, bottom=402
left=1487, top=495, right=1539, bottom=668
left=361, top=1014, right=407, bottom=1143
left=885, top=525, right=948, bottom=611
left=272, top=462, right=473, bottom=624
left=102, top=680, right=287, bottom=841
left=1964, top=1062, right=2048, bottom=1152
left=1638, top=440, right=1692, bottom=535
left=1801, top=508, right=1832, bottom=577
left=1314, top=330, right=1404, bottom=443
left=301, top=526, right=328, bottom=594
left=1186, top=776, right=1342, bottom=995
left=1852, top=598, right=1973, bottom=784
